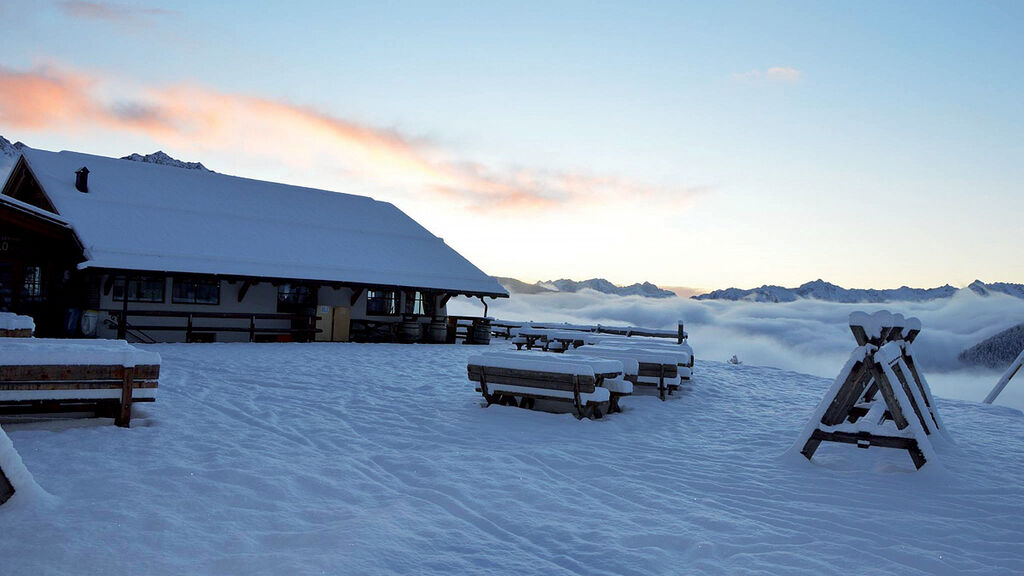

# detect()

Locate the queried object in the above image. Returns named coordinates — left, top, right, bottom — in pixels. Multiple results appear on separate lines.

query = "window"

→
left=277, top=283, right=313, bottom=306
left=113, top=276, right=165, bottom=303
left=22, top=266, right=44, bottom=302
left=404, top=291, right=433, bottom=316
left=173, top=277, right=220, bottom=305
left=366, top=290, right=398, bottom=315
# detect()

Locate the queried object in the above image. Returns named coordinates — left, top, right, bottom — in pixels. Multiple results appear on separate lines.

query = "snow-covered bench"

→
left=0, top=313, right=34, bottom=338
left=600, top=340, right=694, bottom=380
left=0, top=339, right=160, bottom=428
left=467, top=352, right=631, bottom=418
left=565, top=346, right=679, bottom=401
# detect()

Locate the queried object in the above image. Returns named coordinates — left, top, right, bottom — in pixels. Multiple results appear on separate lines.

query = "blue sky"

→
left=1, top=1, right=1021, bottom=290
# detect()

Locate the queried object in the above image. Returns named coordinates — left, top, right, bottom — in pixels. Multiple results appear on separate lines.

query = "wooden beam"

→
left=118, top=274, right=129, bottom=340
left=0, top=465, right=13, bottom=506
left=440, top=294, right=452, bottom=308
left=350, top=287, right=364, bottom=307
left=237, top=279, right=253, bottom=303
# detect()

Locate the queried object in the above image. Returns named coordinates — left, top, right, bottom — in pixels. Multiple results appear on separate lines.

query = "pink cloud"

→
left=58, top=1, right=175, bottom=21
left=0, top=63, right=705, bottom=214
left=734, top=66, right=802, bottom=83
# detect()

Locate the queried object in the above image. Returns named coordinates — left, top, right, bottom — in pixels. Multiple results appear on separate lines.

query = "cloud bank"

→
left=450, top=290, right=1024, bottom=408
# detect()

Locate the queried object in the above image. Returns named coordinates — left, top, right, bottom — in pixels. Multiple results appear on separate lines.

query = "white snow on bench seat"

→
left=602, top=342, right=692, bottom=365
left=0, top=313, right=34, bottom=332
left=481, top=351, right=626, bottom=376
left=0, top=338, right=161, bottom=368
left=600, top=377, right=633, bottom=394
left=565, top=346, right=677, bottom=368
left=468, top=353, right=596, bottom=377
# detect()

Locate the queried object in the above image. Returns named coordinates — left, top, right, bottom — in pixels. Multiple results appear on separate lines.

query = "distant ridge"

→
left=121, top=151, right=210, bottom=171
left=694, top=279, right=1024, bottom=303
left=496, top=277, right=676, bottom=298
left=1, top=134, right=212, bottom=179
left=960, top=324, right=1024, bottom=369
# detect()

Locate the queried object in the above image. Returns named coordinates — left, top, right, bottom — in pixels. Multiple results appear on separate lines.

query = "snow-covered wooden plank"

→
left=984, top=348, right=1024, bottom=405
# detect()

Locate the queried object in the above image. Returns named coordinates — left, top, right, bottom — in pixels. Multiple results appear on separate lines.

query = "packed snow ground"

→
left=2, top=342, right=1023, bottom=575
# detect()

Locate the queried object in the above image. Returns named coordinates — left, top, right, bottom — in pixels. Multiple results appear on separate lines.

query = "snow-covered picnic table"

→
left=0, top=338, right=160, bottom=427
left=512, top=327, right=599, bottom=352
left=467, top=351, right=632, bottom=418
left=0, top=313, right=34, bottom=338
left=565, top=345, right=681, bottom=400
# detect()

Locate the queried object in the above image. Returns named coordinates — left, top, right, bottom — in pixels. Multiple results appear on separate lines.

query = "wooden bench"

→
left=566, top=346, right=679, bottom=401
left=600, top=340, right=694, bottom=381
left=0, top=312, right=33, bottom=338
left=0, top=339, right=160, bottom=428
left=467, top=353, right=628, bottom=418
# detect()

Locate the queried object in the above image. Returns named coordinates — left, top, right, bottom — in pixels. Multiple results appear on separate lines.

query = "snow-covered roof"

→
left=14, top=148, right=508, bottom=297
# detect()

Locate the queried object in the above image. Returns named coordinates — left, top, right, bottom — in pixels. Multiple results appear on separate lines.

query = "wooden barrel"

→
left=469, top=321, right=491, bottom=345
left=427, top=321, right=447, bottom=343
left=399, top=321, right=423, bottom=343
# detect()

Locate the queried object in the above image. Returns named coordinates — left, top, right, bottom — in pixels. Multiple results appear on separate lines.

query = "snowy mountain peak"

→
left=121, top=151, right=210, bottom=171
left=496, top=277, right=677, bottom=298
left=0, top=135, right=18, bottom=158
left=695, top=279, right=1024, bottom=303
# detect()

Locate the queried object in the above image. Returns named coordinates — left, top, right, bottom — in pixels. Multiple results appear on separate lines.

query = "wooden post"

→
left=115, top=365, right=134, bottom=428
left=677, top=321, right=685, bottom=344
left=249, top=315, right=256, bottom=342
left=0, top=466, right=13, bottom=505
left=984, top=348, right=1024, bottom=404
left=185, top=313, right=193, bottom=343
left=117, top=275, right=129, bottom=340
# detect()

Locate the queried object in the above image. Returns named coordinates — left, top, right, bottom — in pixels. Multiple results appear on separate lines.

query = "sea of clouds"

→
left=450, top=290, right=1024, bottom=409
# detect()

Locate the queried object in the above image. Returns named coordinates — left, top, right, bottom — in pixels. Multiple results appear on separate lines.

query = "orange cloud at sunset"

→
left=0, top=63, right=698, bottom=215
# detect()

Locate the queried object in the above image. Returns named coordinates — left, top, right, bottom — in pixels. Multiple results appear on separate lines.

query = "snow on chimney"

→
left=75, top=166, right=89, bottom=193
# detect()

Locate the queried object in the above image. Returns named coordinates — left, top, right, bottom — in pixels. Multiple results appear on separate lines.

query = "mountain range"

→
left=120, top=151, right=210, bottom=171
left=496, top=277, right=677, bottom=298
left=693, top=279, right=1024, bottom=303
left=1, top=134, right=210, bottom=179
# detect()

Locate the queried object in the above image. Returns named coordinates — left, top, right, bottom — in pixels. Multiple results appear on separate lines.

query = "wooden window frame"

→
left=172, top=277, right=221, bottom=305
left=366, top=289, right=399, bottom=316
left=112, top=275, right=165, bottom=303
left=22, top=265, right=44, bottom=302
left=277, top=283, right=313, bottom=306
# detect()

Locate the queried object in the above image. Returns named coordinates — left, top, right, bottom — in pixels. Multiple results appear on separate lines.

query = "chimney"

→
left=75, top=166, right=90, bottom=193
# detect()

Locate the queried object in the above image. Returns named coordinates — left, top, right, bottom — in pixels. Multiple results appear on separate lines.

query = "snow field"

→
left=1, top=342, right=1022, bottom=575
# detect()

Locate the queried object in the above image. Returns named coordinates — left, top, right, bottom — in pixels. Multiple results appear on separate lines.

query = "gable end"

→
left=2, top=156, right=59, bottom=214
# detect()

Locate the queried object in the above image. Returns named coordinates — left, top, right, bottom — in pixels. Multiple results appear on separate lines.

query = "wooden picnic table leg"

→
left=115, top=365, right=134, bottom=428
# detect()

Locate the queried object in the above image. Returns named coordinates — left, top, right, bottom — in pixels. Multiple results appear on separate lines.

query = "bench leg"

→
left=115, top=366, right=134, bottom=428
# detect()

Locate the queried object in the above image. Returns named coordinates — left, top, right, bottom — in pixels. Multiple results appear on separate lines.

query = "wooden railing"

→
left=102, top=309, right=320, bottom=342
left=490, top=320, right=688, bottom=344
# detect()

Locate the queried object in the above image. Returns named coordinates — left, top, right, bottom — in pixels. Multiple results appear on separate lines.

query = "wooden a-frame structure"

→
left=796, top=311, right=945, bottom=470
left=0, top=424, right=21, bottom=505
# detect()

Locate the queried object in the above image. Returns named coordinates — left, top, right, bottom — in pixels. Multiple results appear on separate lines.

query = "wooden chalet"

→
left=0, top=148, right=508, bottom=342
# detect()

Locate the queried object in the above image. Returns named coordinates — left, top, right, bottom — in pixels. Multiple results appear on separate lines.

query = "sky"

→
left=0, top=1, right=1021, bottom=291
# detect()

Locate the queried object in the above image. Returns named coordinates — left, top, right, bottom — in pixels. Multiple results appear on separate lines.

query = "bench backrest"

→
left=467, top=364, right=597, bottom=394
left=0, top=364, right=160, bottom=387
